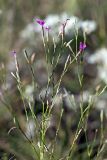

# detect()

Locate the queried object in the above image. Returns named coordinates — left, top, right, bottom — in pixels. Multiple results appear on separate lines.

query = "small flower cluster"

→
left=35, top=18, right=86, bottom=52
left=12, top=17, right=87, bottom=55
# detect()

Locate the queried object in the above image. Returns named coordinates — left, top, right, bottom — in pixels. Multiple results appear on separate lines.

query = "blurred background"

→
left=0, top=0, right=107, bottom=159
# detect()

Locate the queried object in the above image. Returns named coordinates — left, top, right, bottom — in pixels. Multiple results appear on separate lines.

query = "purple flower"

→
left=45, top=26, right=51, bottom=31
left=36, top=18, right=45, bottom=26
left=11, top=50, right=16, bottom=56
left=79, top=42, right=86, bottom=52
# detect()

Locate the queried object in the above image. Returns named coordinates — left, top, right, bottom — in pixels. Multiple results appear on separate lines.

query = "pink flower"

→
left=36, top=18, right=45, bottom=26
left=45, top=26, right=51, bottom=31
left=79, top=42, right=86, bottom=52
left=11, top=50, right=16, bottom=56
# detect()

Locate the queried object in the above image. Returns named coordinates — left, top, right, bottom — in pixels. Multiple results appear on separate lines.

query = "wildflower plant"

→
left=0, top=15, right=107, bottom=160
